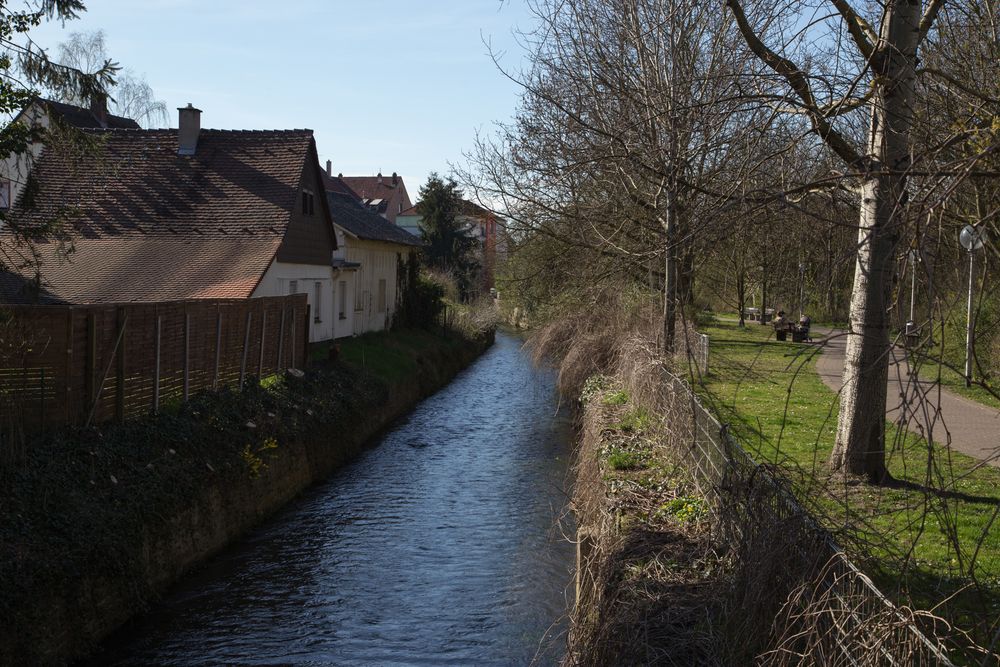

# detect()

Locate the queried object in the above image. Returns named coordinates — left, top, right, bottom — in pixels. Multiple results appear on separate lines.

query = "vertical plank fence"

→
left=0, top=295, right=308, bottom=436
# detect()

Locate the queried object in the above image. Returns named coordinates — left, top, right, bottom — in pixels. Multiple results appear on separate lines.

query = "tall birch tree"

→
left=727, top=0, right=943, bottom=482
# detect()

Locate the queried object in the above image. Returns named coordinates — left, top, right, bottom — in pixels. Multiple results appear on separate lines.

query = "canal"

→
left=86, top=331, right=576, bottom=666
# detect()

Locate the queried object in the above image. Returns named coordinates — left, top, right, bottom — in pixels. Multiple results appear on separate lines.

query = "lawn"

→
left=310, top=328, right=466, bottom=385
left=696, top=319, right=1000, bottom=650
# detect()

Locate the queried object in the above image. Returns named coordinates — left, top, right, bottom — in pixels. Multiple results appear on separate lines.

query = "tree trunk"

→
left=737, top=270, right=746, bottom=327
left=830, top=0, right=920, bottom=483
left=663, top=185, right=677, bottom=353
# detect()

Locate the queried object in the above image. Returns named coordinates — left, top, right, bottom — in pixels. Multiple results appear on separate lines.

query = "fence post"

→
left=277, top=305, right=286, bottom=371
left=115, top=306, right=126, bottom=422
left=213, top=308, right=222, bottom=389
left=240, top=310, right=252, bottom=389
left=64, top=309, right=74, bottom=424
left=290, top=307, right=296, bottom=370
left=183, top=310, right=190, bottom=402
left=153, top=314, right=162, bottom=413
left=301, top=304, right=311, bottom=368
left=84, top=312, right=96, bottom=422
left=39, top=367, right=45, bottom=434
left=258, top=307, right=266, bottom=379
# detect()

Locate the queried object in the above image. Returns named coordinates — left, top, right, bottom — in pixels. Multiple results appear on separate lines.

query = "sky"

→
left=28, top=0, right=536, bottom=202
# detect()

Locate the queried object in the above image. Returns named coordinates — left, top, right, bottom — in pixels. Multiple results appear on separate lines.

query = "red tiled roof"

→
left=340, top=173, right=412, bottom=223
left=2, top=128, right=316, bottom=303
left=322, top=172, right=361, bottom=200
left=1, top=237, right=280, bottom=304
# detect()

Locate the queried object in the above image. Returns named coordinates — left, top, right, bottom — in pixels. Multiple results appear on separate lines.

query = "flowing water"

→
left=86, top=331, right=576, bottom=666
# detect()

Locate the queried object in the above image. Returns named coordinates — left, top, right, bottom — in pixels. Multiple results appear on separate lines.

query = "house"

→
left=340, top=171, right=412, bottom=224
left=322, top=169, right=423, bottom=337
left=396, top=198, right=504, bottom=291
left=0, top=104, right=343, bottom=343
left=0, top=96, right=140, bottom=211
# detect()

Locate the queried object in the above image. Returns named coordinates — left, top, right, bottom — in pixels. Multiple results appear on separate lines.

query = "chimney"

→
left=90, top=93, right=108, bottom=128
left=377, top=172, right=383, bottom=184
left=326, top=160, right=332, bottom=177
left=177, top=103, right=202, bottom=155
left=392, top=172, right=398, bottom=186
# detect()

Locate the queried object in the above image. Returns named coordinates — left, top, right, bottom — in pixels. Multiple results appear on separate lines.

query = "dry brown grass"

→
left=527, top=290, right=664, bottom=397
left=568, top=385, right=728, bottom=667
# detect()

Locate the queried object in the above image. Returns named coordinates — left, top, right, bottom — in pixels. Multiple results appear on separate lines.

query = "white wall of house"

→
left=0, top=105, right=48, bottom=214
left=341, top=236, right=409, bottom=335
left=331, top=269, right=357, bottom=339
left=254, top=260, right=335, bottom=343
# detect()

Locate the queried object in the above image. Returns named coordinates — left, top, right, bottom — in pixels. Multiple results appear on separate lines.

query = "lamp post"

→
left=798, top=262, right=806, bottom=319
left=905, top=248, right=919, bottom=336
left=959, top=224, right=987, bottom=388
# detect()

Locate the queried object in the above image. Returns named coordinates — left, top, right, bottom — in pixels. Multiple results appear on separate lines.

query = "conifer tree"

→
left=416, top=174, right=480, bottom=299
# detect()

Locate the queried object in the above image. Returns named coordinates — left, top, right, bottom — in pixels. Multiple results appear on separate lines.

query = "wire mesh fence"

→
left=656, top=366, right=955, bottom=666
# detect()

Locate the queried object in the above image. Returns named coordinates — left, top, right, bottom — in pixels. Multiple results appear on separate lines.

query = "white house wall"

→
left=331, top=269, right=357, bottom=339
left=344, top=239, right=410, bottom=335
left=253, top=260, right=337, bottom=343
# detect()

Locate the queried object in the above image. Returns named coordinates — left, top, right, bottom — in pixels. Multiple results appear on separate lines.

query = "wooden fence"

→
left=0, top=295, right=309, bottom=435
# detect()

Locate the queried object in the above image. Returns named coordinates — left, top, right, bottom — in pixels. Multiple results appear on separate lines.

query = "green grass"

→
left=606, top=447, right=648, bottom=471
left=697, top=320, right=1000, bottom=646
left=312, top=328, right=464, bottom=385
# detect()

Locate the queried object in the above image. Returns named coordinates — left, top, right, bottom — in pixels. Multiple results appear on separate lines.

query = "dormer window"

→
left=301, top=189, right=315, bottom=215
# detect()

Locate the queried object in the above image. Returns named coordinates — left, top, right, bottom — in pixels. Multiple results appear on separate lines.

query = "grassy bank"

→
left=570, top=376, right=725, bottom=666
left=0, top=327, right=492, bottom=666
left=697, top=319, right=1000, bottom=653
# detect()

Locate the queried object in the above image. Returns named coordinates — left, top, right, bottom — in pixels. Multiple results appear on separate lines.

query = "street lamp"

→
left=959, top=224, right=987, bottom=387
left=905, top=248, right=919, bottom=336
left=798, top=262, right=806, bottom=319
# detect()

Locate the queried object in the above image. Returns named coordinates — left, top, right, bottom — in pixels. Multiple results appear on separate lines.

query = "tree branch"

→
left=726, top=0, right=865, bottom=167
left=829, top=0, right=876, bottom=59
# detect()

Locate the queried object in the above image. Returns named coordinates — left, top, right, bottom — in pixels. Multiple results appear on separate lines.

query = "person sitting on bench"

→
left=773, top=310, right=789, bottom=340
left=798, top=314, right=812, bottom=341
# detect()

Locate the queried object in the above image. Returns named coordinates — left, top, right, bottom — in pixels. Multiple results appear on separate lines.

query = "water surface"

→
left=87, top=331, right=575, bottom=666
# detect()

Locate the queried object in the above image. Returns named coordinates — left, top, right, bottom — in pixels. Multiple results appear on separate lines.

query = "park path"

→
left=813, top=327, right=1000, bottom=468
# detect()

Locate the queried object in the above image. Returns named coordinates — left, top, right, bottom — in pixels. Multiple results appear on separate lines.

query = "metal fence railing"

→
left=656, top=366, right=954, bottom=666
left=678, top=328, right=709, bottom=376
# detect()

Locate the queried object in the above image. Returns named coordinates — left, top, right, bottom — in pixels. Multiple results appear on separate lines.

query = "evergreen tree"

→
left=1, top=1, right=118, bottom=289
left=416, top=174, right=480, bottom=299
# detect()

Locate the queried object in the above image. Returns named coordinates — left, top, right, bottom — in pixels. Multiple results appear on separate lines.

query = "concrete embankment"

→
left=0, top=329, right=493, bottom=667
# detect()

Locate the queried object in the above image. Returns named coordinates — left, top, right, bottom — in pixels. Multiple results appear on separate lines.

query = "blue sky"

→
left=29, top=1, right=534, bottom=201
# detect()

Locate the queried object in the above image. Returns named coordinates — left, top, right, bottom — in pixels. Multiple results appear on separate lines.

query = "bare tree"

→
left=725, top=0, right=947, bottom=483
left=55, top=30, right=168, bottom=127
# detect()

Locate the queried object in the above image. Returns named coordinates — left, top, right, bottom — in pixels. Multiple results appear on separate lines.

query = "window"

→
left=338, top=281, right=347, bottom=320
left=313, top=281, right=322, bottom=322
left=288, top=279, right=298, bottom=294
left=0, top=180, right=10, bottom=210
left=301, top=189, right=314, bottom=215
left=377, top=278, right=387, bottom=313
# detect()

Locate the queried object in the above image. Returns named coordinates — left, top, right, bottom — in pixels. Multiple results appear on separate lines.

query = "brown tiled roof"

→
left=327, top=191, right=422, bottom=247
left=0, top=237, right=280, bottom=304
left=2, top=128, right=317, bottom=303
left=322, top=172, right=361, bottom=200
left=40, top=98, right=141, bottom=130
left=340, top=173, right=412, bottom=223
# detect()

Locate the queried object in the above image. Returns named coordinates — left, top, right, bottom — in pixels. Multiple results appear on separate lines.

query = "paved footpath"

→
left=813, top=327, right=1000, bottom=467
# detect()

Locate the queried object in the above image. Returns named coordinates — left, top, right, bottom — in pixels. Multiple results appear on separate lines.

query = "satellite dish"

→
left=959, top=225, right=986, bottom=252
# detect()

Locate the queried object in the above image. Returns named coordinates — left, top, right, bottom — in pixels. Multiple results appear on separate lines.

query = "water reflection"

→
left=87, top=332, right=575, bottom=666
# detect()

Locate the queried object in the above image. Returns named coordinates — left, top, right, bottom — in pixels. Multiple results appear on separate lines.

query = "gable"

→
left=276, top=141, right=338, bottom=266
